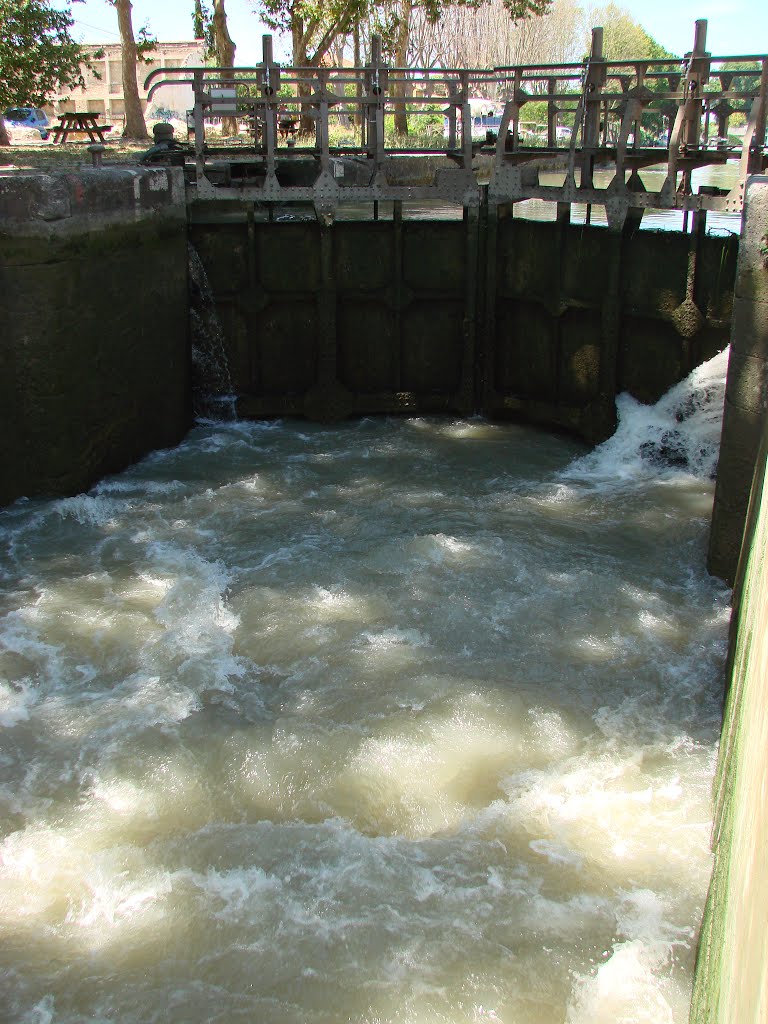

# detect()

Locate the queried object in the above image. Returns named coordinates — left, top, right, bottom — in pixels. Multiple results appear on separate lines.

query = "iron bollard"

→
left=87, top=143, right=105, bottom=168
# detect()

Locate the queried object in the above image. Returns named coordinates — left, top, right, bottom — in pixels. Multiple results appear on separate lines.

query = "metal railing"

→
left=144, top=19, right=767, bottom=228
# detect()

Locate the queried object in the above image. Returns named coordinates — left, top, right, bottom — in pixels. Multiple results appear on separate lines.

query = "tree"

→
left=0, top=0, right=88, bottom=146
left=409, top=0, right=582, bottom=75
left=192, top=1, right=218, bottom=60
left=582, top=3, right=673, bottom=60
left=210, top=0, right=239, bottom=136
left=106, top=0, right=155, bottom=139
left=256, top=0, right=362, bottom=69
left=193, top=0, right=207, bottom=41
left=254, top=0, right=365, bottom=132
left=388, top=0, right=552, bottom=133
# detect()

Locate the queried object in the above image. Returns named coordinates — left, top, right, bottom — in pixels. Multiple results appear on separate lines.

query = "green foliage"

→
left=415, top=0, right=551, bottom=24
left=135, top=22, right=158, bottom=64
left=585, top=3, right=677, bottom=61
left=0, top=0, right=89, bottom=109
left=193, top=0, right=206, bottom=39
left=257, top=0, right=367, bottom=68
left=192, top=0, right=216, bottom=60
left=104, top=1, right=157, bottom=63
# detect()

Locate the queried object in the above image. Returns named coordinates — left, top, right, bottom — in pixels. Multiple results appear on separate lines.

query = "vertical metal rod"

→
left=749, top=58, right=768, bottom=173
left=582, top=26, right=605, bottom=189
left=461, top=71, right=473, bottom=170
left=318, top=69, right=330, bottom=173
left=547, top=77, right=556, bottom=147
left=367, top=33, right=384, bottom=166
left=693, top=19, right=708, bottom=57
left=193, top=69, right=206, bottom=184
left=591, top=26, right=604, bottom=58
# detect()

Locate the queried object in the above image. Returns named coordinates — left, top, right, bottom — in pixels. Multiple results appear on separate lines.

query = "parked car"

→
left=3, top=107, right=50, bottom=139
left=443, top=110, right=506, bottom=141
left=471, top=113, right=503, bottom=140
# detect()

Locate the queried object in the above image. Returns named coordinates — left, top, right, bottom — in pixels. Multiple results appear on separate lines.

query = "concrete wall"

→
left=0, top=168, right=191, bottom=505
left=691, top=420, right=768, bottom=1023
left=709, top=176, right=768, bottom=584
left=189, top=201, right=737, bottom=443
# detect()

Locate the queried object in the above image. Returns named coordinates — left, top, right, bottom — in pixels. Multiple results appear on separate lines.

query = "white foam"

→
left=0, top=679, right=36, bottom=727
left=0, top=411, right=728, bottom=1023
left=361, top=627, right=431, bottom=650
left=21, top=996, right=55, bottom=1024
left=567, top=940, right=677, bottom=1024
left=190, top=865, right=282, bottom=920
left=52, top=494, right=122, bottom=527
left=564, top=348, right=729, bottom=483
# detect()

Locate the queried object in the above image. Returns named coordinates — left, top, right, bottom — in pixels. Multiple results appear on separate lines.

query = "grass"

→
left=0, top=138, right=151, bottom=172
left=0, top=118, right=457, bottom=174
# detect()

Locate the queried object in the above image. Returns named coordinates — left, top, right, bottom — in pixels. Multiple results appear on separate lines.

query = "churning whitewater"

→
left=0, top=352, right=731, bottom=1024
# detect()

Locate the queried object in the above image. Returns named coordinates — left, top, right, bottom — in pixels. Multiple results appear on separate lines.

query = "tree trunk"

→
left=212, top=0, right=238, bottom=137
left=353, top=19, right=362, bottom=129
left=393, top=0, right=412, bottom=136
left=114, top=0, right=149, bottom=140
left=293, top=19, right=314, bottom=137
left=0, top=116, right=10, bottom=147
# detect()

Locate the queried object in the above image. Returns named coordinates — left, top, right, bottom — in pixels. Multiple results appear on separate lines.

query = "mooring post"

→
left=87, top=144, right=105, bottom=169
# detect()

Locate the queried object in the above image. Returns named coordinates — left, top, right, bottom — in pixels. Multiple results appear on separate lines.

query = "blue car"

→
left=4, top=107, right=50, bottom=139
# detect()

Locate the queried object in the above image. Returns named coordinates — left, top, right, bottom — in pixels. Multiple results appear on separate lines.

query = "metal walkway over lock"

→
left=144, top=19, right=767, bottom=230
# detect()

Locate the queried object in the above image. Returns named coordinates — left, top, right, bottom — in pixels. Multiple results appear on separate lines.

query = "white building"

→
left=53, top=41, right=206, bottom=125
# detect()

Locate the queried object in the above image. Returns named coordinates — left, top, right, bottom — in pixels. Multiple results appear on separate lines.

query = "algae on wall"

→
left=691, top=421, right=768, bottom=1023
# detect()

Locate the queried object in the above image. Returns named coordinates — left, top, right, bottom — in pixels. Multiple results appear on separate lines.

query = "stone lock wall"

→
left=0, top=168, right=191, bottom=505
left=709, top=176, right=768, bottom=584
left=690, top=175, right=768, bottom=1024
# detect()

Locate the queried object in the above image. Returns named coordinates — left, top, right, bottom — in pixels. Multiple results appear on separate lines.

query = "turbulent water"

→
left=0, top=352, right=732, bottom=1024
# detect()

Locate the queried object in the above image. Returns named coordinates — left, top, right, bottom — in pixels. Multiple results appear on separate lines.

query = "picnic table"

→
left=278, top=112, right=298, bottom=142
left=52, top=112, right=112, bottom=144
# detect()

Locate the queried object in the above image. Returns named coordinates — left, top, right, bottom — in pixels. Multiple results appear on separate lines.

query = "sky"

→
left=60, top=0, right=767, bottom=64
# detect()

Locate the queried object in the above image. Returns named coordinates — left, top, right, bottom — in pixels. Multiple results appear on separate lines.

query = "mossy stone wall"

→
left=0, top=169, right=191, bottom=506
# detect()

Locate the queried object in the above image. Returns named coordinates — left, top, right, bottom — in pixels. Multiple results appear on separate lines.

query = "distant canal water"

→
left=0, top=352, right=731, bottom=1023
left=333, top=162, right=742, bottom=234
